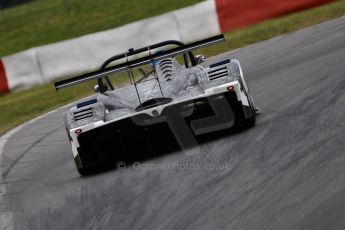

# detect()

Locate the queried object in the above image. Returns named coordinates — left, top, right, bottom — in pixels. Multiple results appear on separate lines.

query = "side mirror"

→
left=94, top=83, right=108, bottom=93
left=194, top=55, right=205, bottom=65
left=94, top=84, right=100, bottom=93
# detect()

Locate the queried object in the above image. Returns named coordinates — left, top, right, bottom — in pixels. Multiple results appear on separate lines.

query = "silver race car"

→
left=55, top=35, right=257, bottom=175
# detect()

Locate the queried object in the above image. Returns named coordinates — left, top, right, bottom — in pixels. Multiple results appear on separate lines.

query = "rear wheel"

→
left=232, top=59, right=256, bottom=127
left=243, top=94, right=256, bottom=127
left=235, top=91, right=256, bottom=129
left=242, top=115, right=256, bottom=127
left=73, top=157, right=101, bottom=176
left=77, top=167, right=91, bottom=176
left=75, top=163, right=108, bottom=176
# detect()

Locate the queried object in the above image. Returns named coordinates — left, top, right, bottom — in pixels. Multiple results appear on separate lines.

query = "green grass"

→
left=1, top=0, right=345, bottom=135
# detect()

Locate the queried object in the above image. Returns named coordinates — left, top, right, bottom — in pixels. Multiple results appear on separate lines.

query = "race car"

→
left=55, top=35, right=257, bottom=175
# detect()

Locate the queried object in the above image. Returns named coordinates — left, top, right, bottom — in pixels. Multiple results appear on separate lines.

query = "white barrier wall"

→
left=2, top=49, right=44, bottom=91
left=0, top=0, right=219, bottom=93
left=174, top=0, right=219, bottom=42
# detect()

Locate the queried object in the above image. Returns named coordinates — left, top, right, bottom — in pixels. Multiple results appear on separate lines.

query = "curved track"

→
left=1, top=17, right=345, bottom=230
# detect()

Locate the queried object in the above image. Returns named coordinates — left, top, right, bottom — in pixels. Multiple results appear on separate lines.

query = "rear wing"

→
left=54, top=34, right=225, bottom=90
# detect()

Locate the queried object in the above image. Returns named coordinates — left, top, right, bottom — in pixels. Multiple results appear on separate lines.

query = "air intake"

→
left=73, top=108, right=93, bottom=121
left=158, top=59, right=173, bottom=81
left=207, top=66, right=229, bottom=81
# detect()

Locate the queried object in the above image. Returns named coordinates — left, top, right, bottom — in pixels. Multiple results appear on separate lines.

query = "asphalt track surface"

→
left=1, top=16, right=345, bottom=230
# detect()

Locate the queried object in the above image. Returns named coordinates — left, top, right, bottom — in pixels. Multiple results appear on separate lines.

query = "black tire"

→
left=245, top=94, right=256, bottom=127
left=77, top=167, right=91, bottom=176
left=74, top=158, right=97, bottom=176
left=76, top=164, right=107, bottom=176
left=237, top=93, right=256, bottom=128
left=248, top=94, right=256, bottom=116
left=75, top=159, right=110, bottom=176
left=231, top=59, right=257, bottom=128
left=242, top=116, right=256, bottom=127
